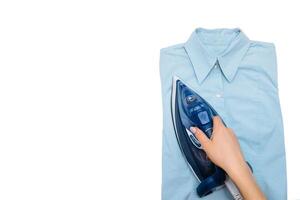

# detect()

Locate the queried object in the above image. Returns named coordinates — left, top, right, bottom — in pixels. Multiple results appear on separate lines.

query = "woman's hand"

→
left=190, top=116, right=245, bottom=173
left=190, top=116, right=266, bottom=200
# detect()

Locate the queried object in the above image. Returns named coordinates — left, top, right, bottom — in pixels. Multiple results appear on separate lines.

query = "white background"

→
left=0, top=0, right=299, bottom=199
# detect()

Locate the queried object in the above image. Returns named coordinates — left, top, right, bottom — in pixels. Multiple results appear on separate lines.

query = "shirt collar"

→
left=184, top=28, right=251, bottom=84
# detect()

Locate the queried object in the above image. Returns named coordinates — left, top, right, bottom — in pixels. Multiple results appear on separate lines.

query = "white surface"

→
left=0, top=0, right=299, bottom=199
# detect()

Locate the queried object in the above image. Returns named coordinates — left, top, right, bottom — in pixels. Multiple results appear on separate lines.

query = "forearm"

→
left=226, top=162, right=266, bottom=200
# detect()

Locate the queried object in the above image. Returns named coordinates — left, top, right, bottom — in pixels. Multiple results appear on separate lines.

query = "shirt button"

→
left=215, top=93, right=222, bottom=98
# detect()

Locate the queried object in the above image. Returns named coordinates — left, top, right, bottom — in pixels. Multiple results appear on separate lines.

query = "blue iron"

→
left=171, top=76, right=244, bottom=199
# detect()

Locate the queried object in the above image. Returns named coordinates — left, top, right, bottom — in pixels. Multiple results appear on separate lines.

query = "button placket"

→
left=211, top=60, right=225, bottom=116
left=214, top=61, right=224, bottom=98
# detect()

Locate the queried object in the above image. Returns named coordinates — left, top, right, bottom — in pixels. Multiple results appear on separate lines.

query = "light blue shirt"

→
left=160, top=28, right=287, bottom=200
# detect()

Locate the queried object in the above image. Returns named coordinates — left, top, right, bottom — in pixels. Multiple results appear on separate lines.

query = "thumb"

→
left=190, top=127, right=211, bottom=149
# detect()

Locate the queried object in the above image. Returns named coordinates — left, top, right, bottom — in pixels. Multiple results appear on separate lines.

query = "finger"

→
left=227, top=127, right=234, bottom=134
left=227, top=128, right=238, bottom=139
left=212, top=116, right=224, bottom=132
left=190, top=127, right=211, bottom=149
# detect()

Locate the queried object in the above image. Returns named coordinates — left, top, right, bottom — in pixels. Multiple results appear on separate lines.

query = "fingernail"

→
left=190, top=127, right=196, bottom=133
